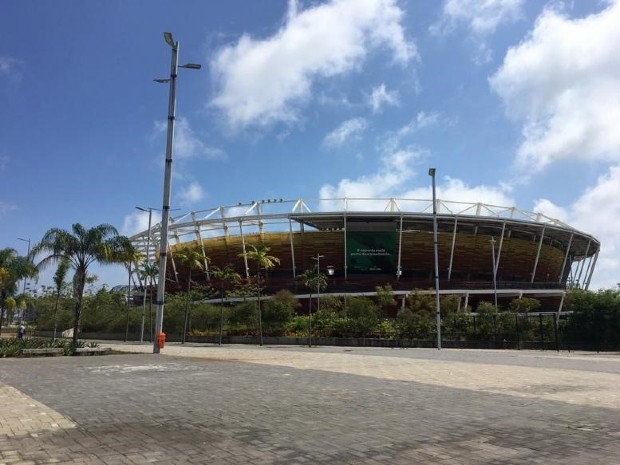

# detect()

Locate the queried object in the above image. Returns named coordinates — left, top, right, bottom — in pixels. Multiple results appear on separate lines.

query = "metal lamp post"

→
left=153, top=32, right=201, bottom=354
left=428, top=168, right=441, bottom=350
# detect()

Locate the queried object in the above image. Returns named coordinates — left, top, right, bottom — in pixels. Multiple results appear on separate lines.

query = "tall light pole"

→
left=153, top=32, right=201, bottom=354
left=429, top=168, right=441, bottom=350
left=17, top=237, right=31, bottom=295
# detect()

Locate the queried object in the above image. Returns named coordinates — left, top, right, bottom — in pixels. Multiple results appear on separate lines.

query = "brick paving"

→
left=0, top=343, right=619, bottom=464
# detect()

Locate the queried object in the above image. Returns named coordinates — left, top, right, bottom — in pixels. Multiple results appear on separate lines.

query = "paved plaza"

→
left=1, top=343, right=619, bottom=464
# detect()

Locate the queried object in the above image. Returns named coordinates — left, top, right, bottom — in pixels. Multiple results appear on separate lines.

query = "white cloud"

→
left=368, top=83, right=399, bottom=112
left=0, top=56, right=18, bottom=75
left=533, top=165, right=620, bottom=289
left=318, top=150, right=515, bottom=215
left=490, top=1, right=620, bottom=171
left=0, top=201, right=16, bottom=218
left=319, top=148, right=421, bottom=199
left=399, top=111, right=441, bottom=135
left=429, top=177, right=514, bottom=206
left=323, top=117, right=368, bottom=148
left=179, top=181, right=205, bottom=205
left=434, top=0, right=524, bottom=35
left=210, top=0, right=416, bottom=129
left=381, top=111, right=444, bottom=152
left=152, top=117, right=225, bottom=161
left=175, top=118, right=225, bottom=160
left=432, top=0, right=523, bottom=63
left=122, top=209, right=162, bottom=237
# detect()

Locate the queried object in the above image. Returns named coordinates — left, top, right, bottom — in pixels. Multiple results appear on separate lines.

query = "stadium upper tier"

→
left=129, top=198, right=600, bottom=297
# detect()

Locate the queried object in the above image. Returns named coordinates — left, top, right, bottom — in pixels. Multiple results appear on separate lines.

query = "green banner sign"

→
left=346, top=231, right=397, bottom=274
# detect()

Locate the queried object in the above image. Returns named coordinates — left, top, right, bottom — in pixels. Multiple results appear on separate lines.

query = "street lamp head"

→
left=180, top=63, right=201, bottom=70
left=163, top=32, right=175, bottom=48
left=428, top=168, right=436, bottom=177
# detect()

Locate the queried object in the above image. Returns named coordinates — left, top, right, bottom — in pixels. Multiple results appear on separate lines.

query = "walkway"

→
left=1, top=343, right=619, bottom=464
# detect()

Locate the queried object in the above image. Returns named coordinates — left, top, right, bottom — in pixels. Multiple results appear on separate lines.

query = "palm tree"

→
left=0, top=248, right=37, bottom=336
left=211, top=265, right=241, bottom=345
left=239, top=244, right=280, bottom=346
left=52, top=259, right=71, bottom=341
left=118, top=241, right=143, bottom=341
left=31, top=223, right=129, bottom=347
left=138, top=262, right=159, bottom=342
left=175, top=245, right=206, bottom=343
left=298, top=267, right=327, bottom=347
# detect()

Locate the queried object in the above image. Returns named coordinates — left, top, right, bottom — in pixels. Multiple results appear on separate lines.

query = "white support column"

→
left=289, top=217, right=296, bottom=279
left=396, top=214, right=403, bottom=280
left=558, top=233, right=574, bottom=284
left=584, top=249, right=599, bottom=290
left=530, top=227, right=546, bottom=283
left=495, top=222, right=506, bottom=276
left=448, top=217, right=457, bottom=281
left=169, top=242, right=179, bottom=284
left=192, top=213, right=210, bottom=281
left=576, top=240, right=591, bottom=287
left=239, top=220, right=249, bottom=279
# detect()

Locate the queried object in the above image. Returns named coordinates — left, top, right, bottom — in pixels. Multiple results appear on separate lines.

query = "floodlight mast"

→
left=152, top=32, right=200, bottom=354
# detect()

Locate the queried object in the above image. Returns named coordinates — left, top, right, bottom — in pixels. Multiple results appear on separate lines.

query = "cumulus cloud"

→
left=381, top=111, right=444, bottom=152
left=436, top=0, right=523, bottom=35
left=0, top=56, right=18, bottom=75
left=533, top=165, right=620, bottom=289
left=318, top=149, right=515, bottom=215
left=179, top=181, right=205, bottom=205
left=0, top=202, right=16, bottom=218
left=153, top=117, right=225, bottom=161
left=323, top=117, right=369, bottom=148
left=432, top=0, right=523, bottom=63
left=319, top=148, right=420, bottom=199
left=210, top=0, right=416, bottom=129
left=490, top=1, right=620, bottom=171
left=429, top=177, right=514, bottom=207
left=122, top=209, right=162, bottom=237
left=368, top=83, right=399, bottom=112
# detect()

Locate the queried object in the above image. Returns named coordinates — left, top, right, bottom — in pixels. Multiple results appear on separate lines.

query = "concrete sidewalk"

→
left=109, top=342, right=620, bottom=409
left=1, top=343, right=619, bottom=464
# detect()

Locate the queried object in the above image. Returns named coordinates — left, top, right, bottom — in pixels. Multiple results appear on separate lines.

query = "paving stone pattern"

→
left=0, top=344, right=619, bottom=464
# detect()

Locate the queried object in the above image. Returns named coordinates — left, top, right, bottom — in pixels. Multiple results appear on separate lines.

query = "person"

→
left=17, top=324, right=25, bottom=340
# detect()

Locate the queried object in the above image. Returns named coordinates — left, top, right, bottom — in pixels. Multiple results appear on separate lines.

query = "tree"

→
left=211, top=264, right=241, bottom=345
left=52, top=259, right=71, bottom=341
left=239, top=244, right=280, bottom=346
left=376, top=284, right=397, bottom=315
left=345, top=296, right=380, bottom=337
left=31, top=223, right=129, bottom=347
left=117, top=241, right=143, bottom=341
left=138, top=262, right=159, bottom=341
left=262, top=290, right=298, bottom=336
left=175, top=245, right=206, bottom=343
left=298, top=267, right=327, bottom=346
left=0, top=248, right=37, bottom=336
left=508, top=297, right=541, bottom=313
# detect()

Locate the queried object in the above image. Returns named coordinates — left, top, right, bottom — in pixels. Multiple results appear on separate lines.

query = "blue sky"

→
left=1, top=0, right=619, bottom=291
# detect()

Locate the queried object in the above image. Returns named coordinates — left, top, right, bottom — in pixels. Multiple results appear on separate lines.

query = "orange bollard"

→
left=156, top=332, right=166, bottom=349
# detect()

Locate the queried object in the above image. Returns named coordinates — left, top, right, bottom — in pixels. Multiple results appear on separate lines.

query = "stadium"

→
left=129, top=197, right=600, bottom=313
